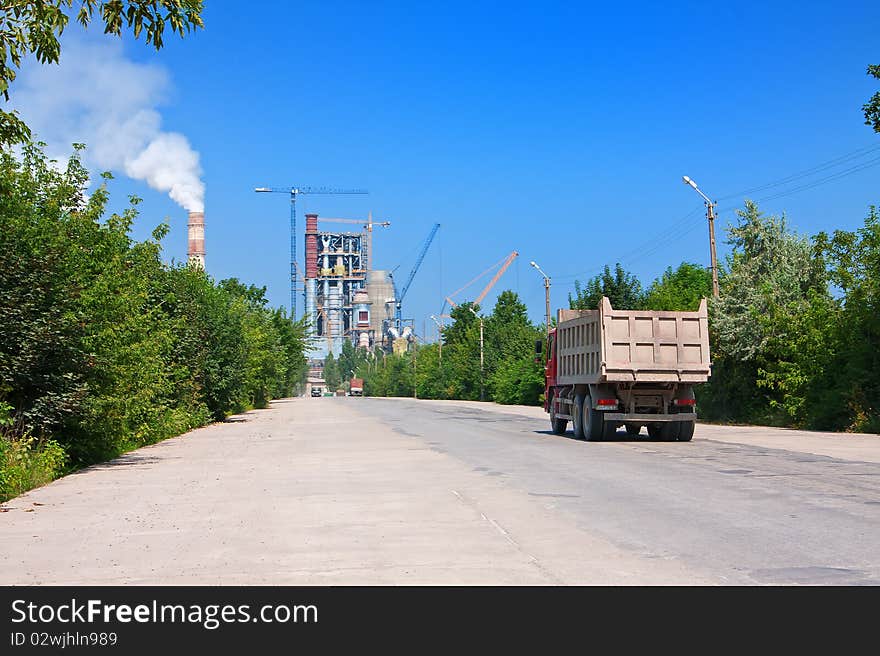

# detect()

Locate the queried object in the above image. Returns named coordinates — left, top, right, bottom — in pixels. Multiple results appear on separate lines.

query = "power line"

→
left=716, top=143, right=880, bottom=201
left=554, top=205, right=704, bottom=281
left=555, top=142, right=880, bottom=283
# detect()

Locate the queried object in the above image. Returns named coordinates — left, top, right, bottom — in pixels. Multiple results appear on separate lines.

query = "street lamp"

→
left=429, top=315, right=443, bottom=365
left=467, top=306, right=485, bottom=401
left=529, top=261, right=552, bottom=332
left=681, top=176, right=720, bottom=298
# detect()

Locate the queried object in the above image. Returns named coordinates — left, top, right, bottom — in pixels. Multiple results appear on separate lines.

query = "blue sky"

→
left=15, top=0, right=880, bottom=335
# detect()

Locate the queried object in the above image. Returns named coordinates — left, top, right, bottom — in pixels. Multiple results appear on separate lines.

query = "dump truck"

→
left=541, top=296, right=711, bottom=441
left=349, top=378, right=364, bottom=397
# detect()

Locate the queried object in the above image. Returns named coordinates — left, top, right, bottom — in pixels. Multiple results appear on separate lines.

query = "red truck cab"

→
left=542, top=328, right=558, bottom=412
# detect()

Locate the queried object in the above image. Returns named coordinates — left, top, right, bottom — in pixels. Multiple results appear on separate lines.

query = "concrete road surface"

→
left=2, top=397, right=878, bottom=585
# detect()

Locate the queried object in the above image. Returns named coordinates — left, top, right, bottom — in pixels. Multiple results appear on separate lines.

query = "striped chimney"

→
left=188, top=211, right=205, bottom=268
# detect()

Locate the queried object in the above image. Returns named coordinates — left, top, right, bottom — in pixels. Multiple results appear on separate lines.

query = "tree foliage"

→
left=569, top=263, right=644, bottom=310
left=700, top=201, right=879, bottom=432
left=0, top=0, right=204, bottom=143
left=322, top=354, right=341, bottom=392
left=0, top=142, right=307, bottom=499
left=864, top=64, right=880, bottom=134
left=359, top=291, right=544, bottom=406
left=644, top=262, right=713, bottom=311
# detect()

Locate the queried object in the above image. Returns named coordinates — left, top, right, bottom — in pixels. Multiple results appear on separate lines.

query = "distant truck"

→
left=349, top=378, right=364, bottom=397
left=541, top=297, right=711, bottom=441
left=311, top=386, right=323, bottom=397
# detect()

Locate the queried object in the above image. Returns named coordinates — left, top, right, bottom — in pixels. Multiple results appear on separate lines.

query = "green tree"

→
left=491, top=356, right=544, bottom=406
left=0, top=0, right=205, bottom=144
left=814, top=207, right=880, bottom=431
left=440, top=303, right=482, bottom=400
left=323, top=353, right=341, bottom=392
left=337, top=340, right=368, bottom=386
left=484, top=291, right=543, bottom=403
left=569, top=263, right=644, bottom=310
left=864, top=65, right=880, bottom=134
left=0, top=141, right=309, bottom=499
left=413, top=343, right=446, bottom=400
left=644, top=262, right=713, bottom=311
left=703, top=200, right=829, bottom=424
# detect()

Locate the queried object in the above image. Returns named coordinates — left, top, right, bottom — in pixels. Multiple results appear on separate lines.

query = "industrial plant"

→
left=302, top=213, right=439, bottom=358
left=184, top=195, right=513, bottom=375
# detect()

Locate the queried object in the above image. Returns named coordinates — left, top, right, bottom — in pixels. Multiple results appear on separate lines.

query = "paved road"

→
left=2, top=397, right=878, bottom=584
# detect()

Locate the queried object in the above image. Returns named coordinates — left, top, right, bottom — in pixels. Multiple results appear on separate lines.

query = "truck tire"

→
left=572, top=394, right=586, bottom=439
left=583, top=393, right=604, bottom=441
left=602, top=419, right=618, bottom=440
left=677, top=420, right=695, bottom=442
left=550, top=393, right=568, bottom=435
left=674, top=387, right=696, bottom=442
left=647, top=423, right=662, bottom=440
left=625, top=424, right=641, bottom=436
left=659, top=421, right=680, bottom=441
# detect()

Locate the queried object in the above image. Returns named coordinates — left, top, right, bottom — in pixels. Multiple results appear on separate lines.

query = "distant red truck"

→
left=349, top=378, right=364, bottom=397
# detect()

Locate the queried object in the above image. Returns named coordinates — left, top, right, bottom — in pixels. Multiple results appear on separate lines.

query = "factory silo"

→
left=367, top=270, right=395, bottom=346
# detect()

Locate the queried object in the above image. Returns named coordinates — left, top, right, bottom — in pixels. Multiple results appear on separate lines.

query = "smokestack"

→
left=305, top=213, right=318, bottom=279
left=188, top=210, right=205, bottom=268
left=304, top=214, right=318, bottom=332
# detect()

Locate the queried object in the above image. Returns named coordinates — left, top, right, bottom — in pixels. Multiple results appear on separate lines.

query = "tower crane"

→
left=254, top=185, right=368, bottom=319
left=317, top=212, right=391, bottom=270
left=443, top=251, right=519, bottom=311
left=391, top=223, right=440, bottom=335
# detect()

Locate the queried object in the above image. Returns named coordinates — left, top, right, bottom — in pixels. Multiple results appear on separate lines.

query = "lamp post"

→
left=467, top=306, right=484, bottom=401
left=681, top=176, right=720, bottom=298
left=429, top=315, right=443, bottom=365
left=529, top=261, right=552, bottom=332
left=412, top=330, right=418, bottom=400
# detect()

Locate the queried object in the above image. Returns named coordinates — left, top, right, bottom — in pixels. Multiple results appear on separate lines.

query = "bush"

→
left=0, top=142, right=309, bottom=499
left=0, top=435, right=67, bottom=502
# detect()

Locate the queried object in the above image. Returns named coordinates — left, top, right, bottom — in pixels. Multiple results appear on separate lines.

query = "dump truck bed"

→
left=556, top=297, right=711, bottom=385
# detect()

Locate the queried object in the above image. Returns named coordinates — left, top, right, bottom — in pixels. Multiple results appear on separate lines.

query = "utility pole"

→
left=468, top=306, right=484, bottom=401
left=682, top=176, right=720, bottom=298
left=412, top=328, right=419, bottom=400
left=530, top=261, right=552, bottom=332
left=706, top=200, right=720, bottom=298
left=429, top=315, right=443, bottom=365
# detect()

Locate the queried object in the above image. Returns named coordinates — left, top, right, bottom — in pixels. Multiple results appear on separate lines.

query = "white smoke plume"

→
left=11, top=39, right=204, bottom=212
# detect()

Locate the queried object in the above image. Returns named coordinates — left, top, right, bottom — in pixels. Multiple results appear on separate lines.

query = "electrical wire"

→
left=716, top=143, right=880, bottom=201
left=554, top=142, right=880, bottom=283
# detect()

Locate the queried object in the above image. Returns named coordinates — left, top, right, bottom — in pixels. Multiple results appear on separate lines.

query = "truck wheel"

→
left=550, top=393, right=568, bottom=435
left=677, top=420, right=695, bottom=442
left=625, top=424, right=642, bottom=436
left=647, top=423, right=662, bottom=440
left=583, top=393, right=604, bottom=441
left=572, top=394, right=586, bottom=439
left=602, top=419, right=618, bottom=440
left=659, top=421, right=681, bottom=441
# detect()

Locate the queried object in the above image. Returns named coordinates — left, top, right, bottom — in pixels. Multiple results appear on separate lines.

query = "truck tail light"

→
left=675, top=398, right=696, bottom=406
left=596, top=399, right=618, bottom=408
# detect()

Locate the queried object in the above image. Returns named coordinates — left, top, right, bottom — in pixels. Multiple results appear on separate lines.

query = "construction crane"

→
left=392, top=223, right=440, bottom=335
left=254, top=185, right=368, bottom=320
left=317, top=212, right=391, bottom=270
left=443, top=251, right=519, bottom=311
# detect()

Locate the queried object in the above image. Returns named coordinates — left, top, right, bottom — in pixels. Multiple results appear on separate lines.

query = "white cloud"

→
left=11, top=38, right=204, bottom=212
